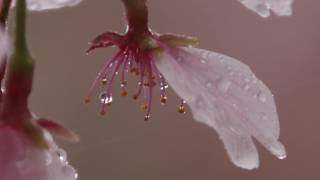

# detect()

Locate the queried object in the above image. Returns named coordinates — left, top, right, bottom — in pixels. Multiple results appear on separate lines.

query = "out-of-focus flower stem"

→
left=2, top=0, right=33, bottom=123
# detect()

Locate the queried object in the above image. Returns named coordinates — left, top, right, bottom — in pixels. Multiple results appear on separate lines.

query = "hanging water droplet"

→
left=218, top=78, right=231, bottom=93
left=200, top=59, right=206, bottom=64
left=101, top=78, right=108, bottom=85
left=99, top=92, right=113, bottom=105
left=62, top=166, right=78, bottom=179
left=57, top=149, right=67, bottom=163
left=257, top=91, right=267, bottom=102
left=278, top=154, right=287, bottom=160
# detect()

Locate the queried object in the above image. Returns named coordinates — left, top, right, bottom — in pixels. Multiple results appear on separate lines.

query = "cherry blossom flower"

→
left=0, top=0, right=79, bottom=179
left=12, top=0, right=82, bottom=11
left=86, top=0, right=286, bottom=169
left=238, top=0, right=294, bottom=17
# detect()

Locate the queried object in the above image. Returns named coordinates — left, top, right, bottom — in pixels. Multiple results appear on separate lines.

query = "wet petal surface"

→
left=238, top=0, right=293, bottom=17
left=155, top=47, right=286, bottom=169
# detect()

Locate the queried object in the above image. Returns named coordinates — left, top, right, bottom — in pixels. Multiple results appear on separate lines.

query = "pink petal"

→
left=0, top=126, right=78, bottom=180
left=155, top=47, right=286, bottom=169
left=37, top=119, right=80, bottom=143
left=238, top=0, right=293, bottom=17
left=12, top=0, right=82, bottom=11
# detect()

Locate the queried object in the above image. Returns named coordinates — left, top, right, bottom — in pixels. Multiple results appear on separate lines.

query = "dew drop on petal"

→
left=218, top=78, right=231, bottom=93
left=206, top=81, right=213, bottom=88
left=57, top=148, right=67, bottom=163
left=243, top=84, right=250, bottom=90
left=278, top=154, right=287, bottom=160
left=257, top=91, right=267, bottom=102
left=62, top=165, right=79, bottom=179
left=259, top=112, right=267, bottom=120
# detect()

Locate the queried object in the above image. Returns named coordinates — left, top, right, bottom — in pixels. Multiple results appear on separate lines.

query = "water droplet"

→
left=200, top=59, right=206, bottom=64
left=257, top=91, right=267, bottom=102
left=57, top=149, right=67, bottom=163
left=259, top=112, right=267, bottom=120
left=218, top=78, right=231, bottom=93
left=278, top=154, right=287, bottom=160
left=99, top=93, right=113, bottom=105
left=160, top=84, right=169, bottom=90
left=243, top=84, right=250, bottom=90
left=206, top=81, right=213, bottom=88
left=101, top=78, right=108, bottom=85
left=218, top=55, right=224, bottom=62
left=62, top=166, right=78, bottom=179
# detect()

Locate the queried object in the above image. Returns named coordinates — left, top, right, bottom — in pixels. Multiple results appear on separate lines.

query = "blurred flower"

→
left=0, top=126, right=79, bottom=180
left=0, top=0, right=79, bottom=179
left=238, top=0, right=294, bottom=17
left=12, top=0, right=82, bottom=11
left=86, top=0, right=286, bottom=169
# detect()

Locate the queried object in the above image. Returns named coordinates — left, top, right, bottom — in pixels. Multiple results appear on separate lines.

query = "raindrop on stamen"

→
left=144, top=115, right=151, bottom=121
left=120, top=81, right=127, bottom=88
left=178, top=100, right=186, bottom=114
left=101, top=78, right=108, bottom=85
left=99, top=92, right=113, bottom=105
left=160, top=96, right=167, bottom=105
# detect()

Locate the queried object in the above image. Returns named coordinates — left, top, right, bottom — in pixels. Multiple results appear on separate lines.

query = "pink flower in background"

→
left=0, top=27, right=79, bottom=180
left=0, top=0, right=81, bottom=179
left=238, top=0, right=294, bottom=17
left=86, top=0, right=287, bottom=169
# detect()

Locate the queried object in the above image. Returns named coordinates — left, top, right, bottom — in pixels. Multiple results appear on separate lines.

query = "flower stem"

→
left=1, top=0, right=33, bottom=120
left=14, top=0, right=31, bottom=66
left=122, top=0, right=149, bottom=34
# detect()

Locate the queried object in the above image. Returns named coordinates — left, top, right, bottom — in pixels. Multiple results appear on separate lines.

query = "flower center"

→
left=85, top=30, right=175, bottom=120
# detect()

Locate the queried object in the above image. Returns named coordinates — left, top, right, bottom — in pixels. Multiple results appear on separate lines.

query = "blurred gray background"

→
left=25, top=0, right=319, bottom=179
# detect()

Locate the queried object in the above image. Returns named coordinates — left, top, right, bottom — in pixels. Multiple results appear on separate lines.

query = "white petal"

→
left=12, top=0, right=82, bottom=11
left=0, top=127, right=78, bottom=180
left=238, top=0, right=293, bottom=17
left=155, top=47, right=286, bottom=169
